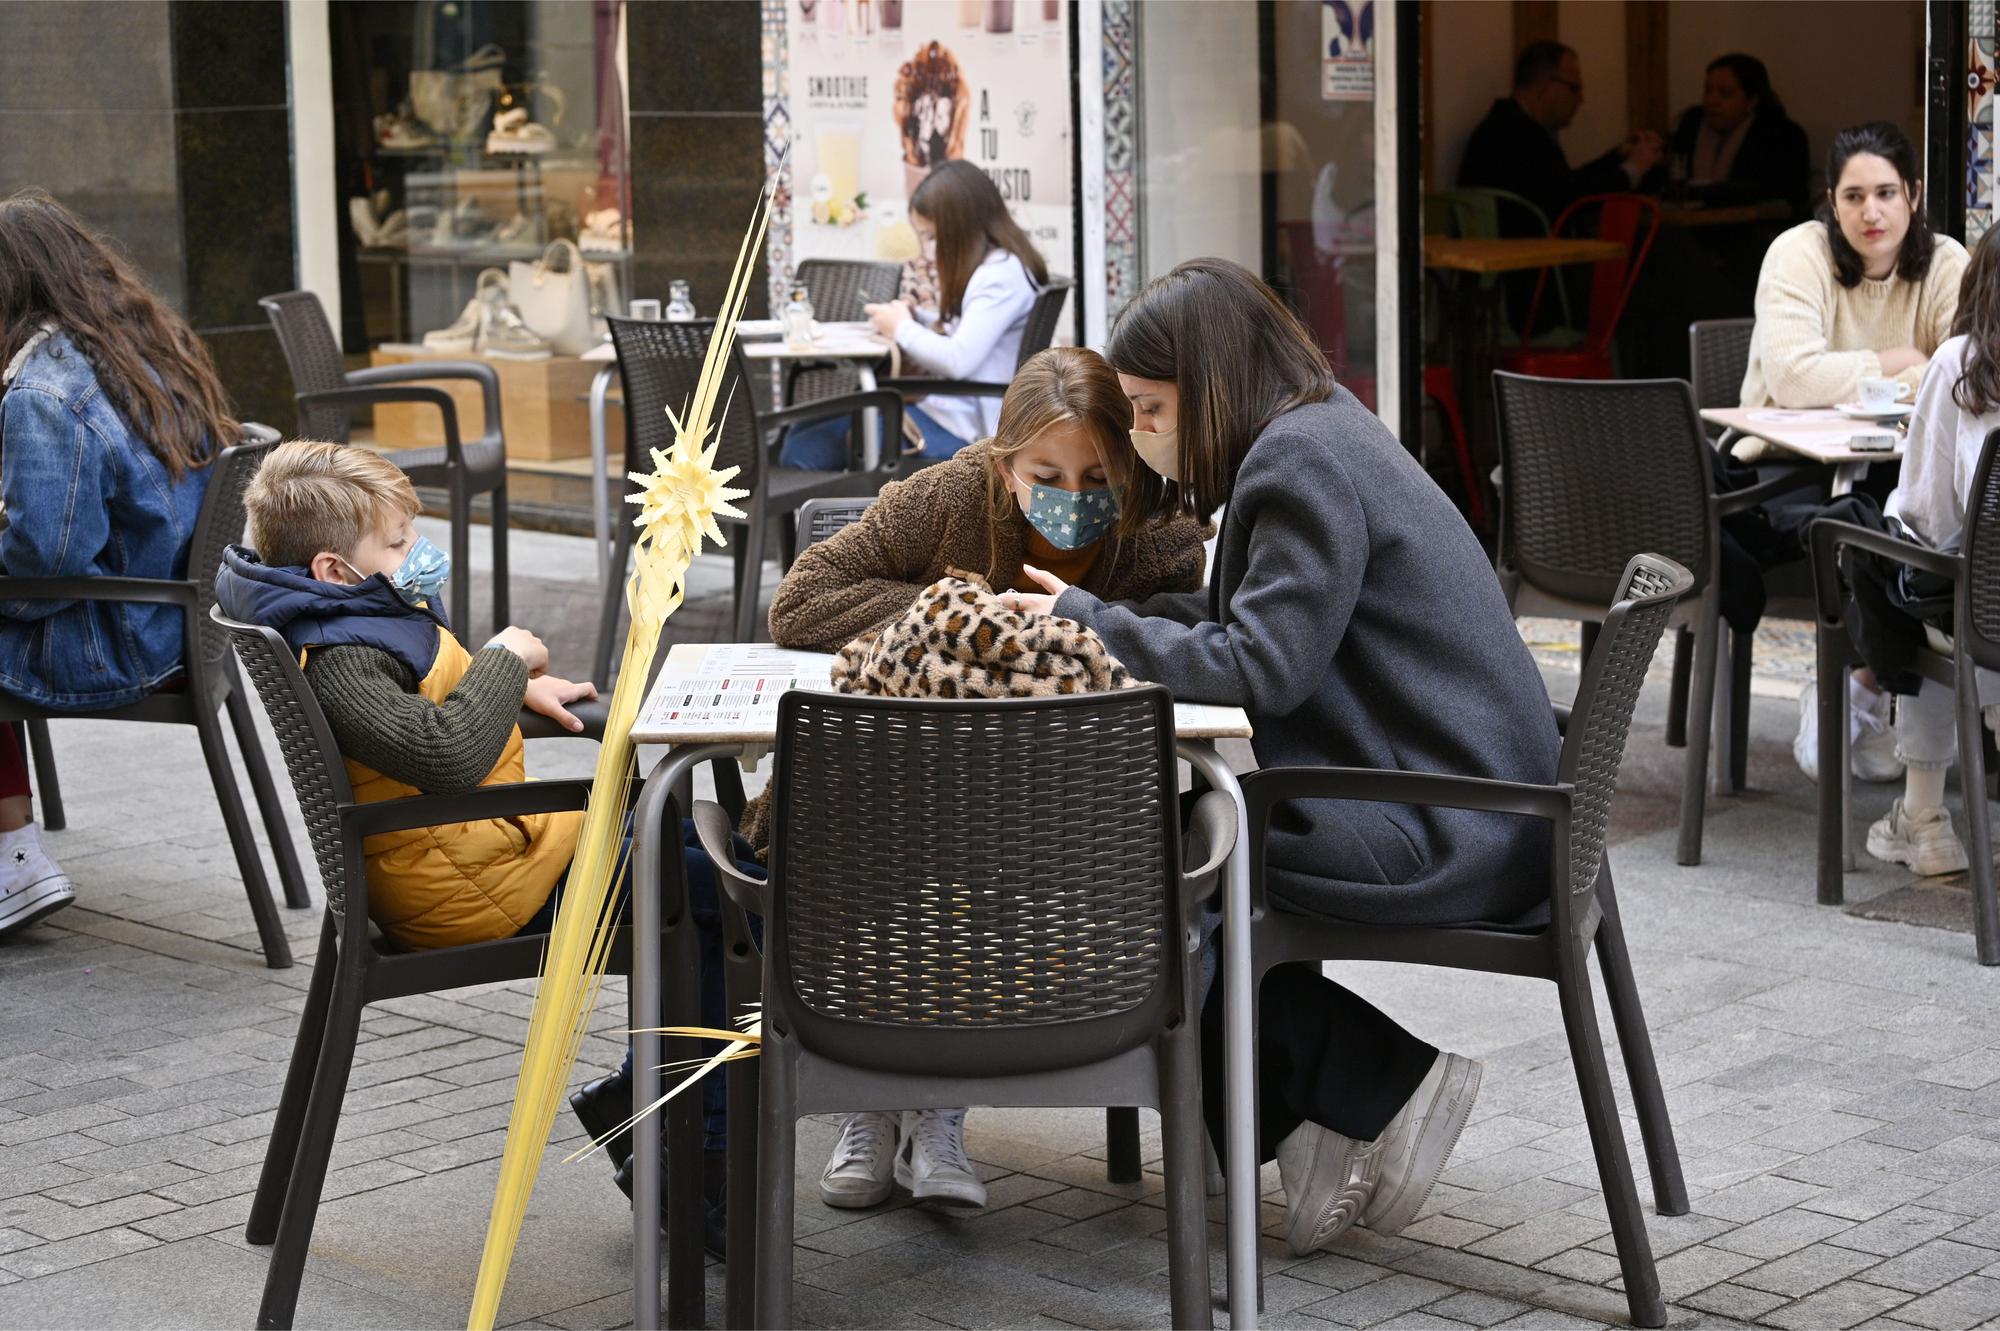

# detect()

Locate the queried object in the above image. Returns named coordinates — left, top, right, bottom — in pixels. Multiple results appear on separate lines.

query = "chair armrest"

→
left=347, top=359, right=502, bottom=435
left=1807, top=518, right=1961, bottom=626
left=874, top=377, right=1008, bottom=400
left=1181, top=790, right=1237, bottom=902
left=1714, top=467, right=1829, bottom=516
left=692, top=799, right=766, bottom=915
left=1242, top=766, right=1572, bottom=824
left=0, top=576, right=195, bottom=608
left=515, top=699, right=611, bottom=741
left=761, top=389, right=906, bottom=436
left=295, top=386, right=470, bottom=464
left=340, top=778, right=593, bottom=839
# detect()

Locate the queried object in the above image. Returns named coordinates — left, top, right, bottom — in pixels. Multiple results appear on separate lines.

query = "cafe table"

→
left=621, top=642, right=1263, bottom=1330
left=1699, top=405, right=1905, bottom=494
left=580, top=322, right=895, bottom=583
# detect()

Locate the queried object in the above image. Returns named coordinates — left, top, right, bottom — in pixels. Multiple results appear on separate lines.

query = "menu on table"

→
left=637, top=645, right=839, bottom=735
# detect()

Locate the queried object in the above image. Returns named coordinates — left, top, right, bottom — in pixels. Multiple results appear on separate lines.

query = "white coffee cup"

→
left=1857, top=376, right=1912, bottom=411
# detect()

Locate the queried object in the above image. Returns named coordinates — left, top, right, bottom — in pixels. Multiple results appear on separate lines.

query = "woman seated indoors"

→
left=765, top=344, right=1208, bottom=1210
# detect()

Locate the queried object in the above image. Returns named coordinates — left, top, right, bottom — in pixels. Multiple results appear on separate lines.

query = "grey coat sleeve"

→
left=1057, top=440, right=1365, bottom=715
left=303, top=643, right=530, bottom=795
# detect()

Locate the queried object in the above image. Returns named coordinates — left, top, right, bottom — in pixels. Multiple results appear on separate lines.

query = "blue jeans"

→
left=777, top=403, right=969, bottom=469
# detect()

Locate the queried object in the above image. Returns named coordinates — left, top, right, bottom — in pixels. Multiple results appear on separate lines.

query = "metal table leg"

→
left=857, top=362, right=882, bottom=470
left=1177, top=740, right=1258, bottom=1330
left=632, top=742, right=743, bottom=1331
left=590, top=364, right=617, bottom=587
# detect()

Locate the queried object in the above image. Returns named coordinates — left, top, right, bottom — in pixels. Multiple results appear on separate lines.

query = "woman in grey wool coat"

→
left=1007, top=258, right=1562, bottom=1256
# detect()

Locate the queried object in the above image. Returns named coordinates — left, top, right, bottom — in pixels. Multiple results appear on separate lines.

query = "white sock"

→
left=1906, top=765, right=1948, bottom=814
left=1851, top=676, right=1889, bottom=740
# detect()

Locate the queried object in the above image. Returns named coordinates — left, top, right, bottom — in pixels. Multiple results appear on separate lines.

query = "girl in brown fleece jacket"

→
left=768, top=346, right=1208, bottom=654
left=765, top=345, right=1208, bottom=1214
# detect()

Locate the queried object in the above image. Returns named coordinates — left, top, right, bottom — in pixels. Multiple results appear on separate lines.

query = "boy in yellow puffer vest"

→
left=217, top=441, right=746, bottom=1256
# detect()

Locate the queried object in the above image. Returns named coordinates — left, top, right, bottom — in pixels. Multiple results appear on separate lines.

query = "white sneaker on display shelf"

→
left=487, top=108, right=556, bottom=155
left=0, top=822, right=74, bottom=939
left=421, top=268, right=499, bottom=353
left=580, top=208, right=627, bottom=254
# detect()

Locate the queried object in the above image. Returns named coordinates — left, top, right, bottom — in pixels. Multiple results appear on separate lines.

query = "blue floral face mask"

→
left=1021, top=482, right=1118, bottom=551
left=380, top=535, right=451, bottom=609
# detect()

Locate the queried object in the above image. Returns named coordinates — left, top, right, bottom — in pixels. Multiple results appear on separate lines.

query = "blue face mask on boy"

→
left=1021, top=482, right=1118, bottom=551
left=344, top=535, right=451, bottom=609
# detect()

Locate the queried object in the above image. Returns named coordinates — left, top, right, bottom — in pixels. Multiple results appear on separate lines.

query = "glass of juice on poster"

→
left=815, top=122, right=863, bottom=220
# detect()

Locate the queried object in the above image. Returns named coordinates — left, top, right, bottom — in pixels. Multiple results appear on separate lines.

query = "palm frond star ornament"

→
left=466, top=183, right=771, bottom=1331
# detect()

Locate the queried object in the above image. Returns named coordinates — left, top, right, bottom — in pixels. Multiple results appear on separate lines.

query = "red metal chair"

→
left=1499, top=194, right=1660, bottom=381
left=1282, top=220, right=1486, bottom=525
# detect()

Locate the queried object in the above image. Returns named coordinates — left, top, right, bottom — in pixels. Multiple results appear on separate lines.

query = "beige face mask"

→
left=1129, top=426, right=1181, bottom=482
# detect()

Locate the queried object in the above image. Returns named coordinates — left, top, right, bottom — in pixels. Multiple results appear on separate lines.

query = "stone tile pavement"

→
left=4, top=523, right=2000, bottom=1329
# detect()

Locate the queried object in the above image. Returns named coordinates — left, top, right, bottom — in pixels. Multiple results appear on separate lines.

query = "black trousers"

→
left=1200, top=958, right=1439, bottom=1168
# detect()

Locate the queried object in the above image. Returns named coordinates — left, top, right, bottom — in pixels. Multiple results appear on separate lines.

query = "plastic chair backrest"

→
left=1018, top=278, right=1074, bottom=368
left=765, top=686, right=1182, bottom=1078
left=797, top=497, right=875, bottom=550
left=1493, top=372, right=1713, bottom=606
left=1957, top=428, right=2000, bottom=671
left=1556, top=554, right=1692, bottom=909
left=794, top=259, right=902, bottom=322
left=187, top=429, right=280, bottom=687
left=1524, top=194, right=1659, bottom=357
left=216, top=606, right=358, bottom=923
left=260, top=291, right=352, bottom=443
left=606, top=316, right=762, bottom=489
left=1689, top=318, right=1755, bottom=413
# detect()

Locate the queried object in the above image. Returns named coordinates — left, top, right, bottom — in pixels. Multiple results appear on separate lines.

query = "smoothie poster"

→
left=784, top=0, right=1074, bottom=284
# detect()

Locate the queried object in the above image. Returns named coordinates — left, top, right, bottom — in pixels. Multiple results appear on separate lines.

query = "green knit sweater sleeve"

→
left=303, top=643, right=530, bottom=795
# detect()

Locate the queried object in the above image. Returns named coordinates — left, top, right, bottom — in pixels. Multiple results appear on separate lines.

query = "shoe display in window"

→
left=492, top=212, right=535, bottom=247
left=477, top=272, right=552, bottom=360
left=487, top=107, right=556, bottom=156
left=374, top=101, right=435, bottom=152
left=579, top=208, right=628, bottom=254
left=421, top=272, right=493, bottom=353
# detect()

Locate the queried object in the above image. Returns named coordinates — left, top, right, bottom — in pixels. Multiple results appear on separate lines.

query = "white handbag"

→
left=508, top=239, right=593, bottom=355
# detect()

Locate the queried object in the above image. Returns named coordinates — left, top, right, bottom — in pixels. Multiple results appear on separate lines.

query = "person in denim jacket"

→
left=0, top=190, right=238, bottom=937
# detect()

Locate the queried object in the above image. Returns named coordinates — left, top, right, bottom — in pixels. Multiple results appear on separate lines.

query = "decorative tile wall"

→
left=1972, top=0, right=1996, bottom=243
left=1101, top=0, right=1140, bottom=327
left=760, top=0, right=793, bottom=316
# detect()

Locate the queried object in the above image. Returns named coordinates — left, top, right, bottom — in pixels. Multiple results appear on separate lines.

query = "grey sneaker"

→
left=895, top=1108, right=986, bottom=1209
left=1866, top=799, right=1969, bottom=877
left=819, top=1111, right=897, bottom=1209
left=0, top=824, right=74, bottom=939
left=1276, top=1118, right=1370, bottom=1255
left=1359, top=1052, right=1483, bottom=1235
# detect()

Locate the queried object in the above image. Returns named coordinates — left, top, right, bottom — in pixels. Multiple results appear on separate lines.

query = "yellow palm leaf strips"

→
left=465, top=188, right=765, bottom=1331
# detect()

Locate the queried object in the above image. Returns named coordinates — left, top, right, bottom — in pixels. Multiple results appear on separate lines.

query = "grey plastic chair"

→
left=0, top=430, right=307, bottom=967
left=1493, top=372, right=1821, bottom=864
left=260, top=290, right=509, bottom=641
left=1809, top=426, right=2000, bottom=963
left=693, top=686, right=1229, bottom=1330
left=1242, top=554, right=1692, bottom=1329
left=590, top=316, right=902, bottom=681
left=216, top=605, right=737, bottom=1329
left=1689, top=317, right=1754, bottom=421
left=783, top=258, right=904, bottom=409
left=875, top=277, right=1074, bottom=458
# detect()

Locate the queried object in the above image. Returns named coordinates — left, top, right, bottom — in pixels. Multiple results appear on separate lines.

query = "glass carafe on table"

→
left=784, top=285, right=816, bottom=351
left=665, top=279, right=696, bottom=322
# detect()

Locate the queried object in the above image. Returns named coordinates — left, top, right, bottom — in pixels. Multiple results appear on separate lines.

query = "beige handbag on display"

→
left=509, top=239, right=593, bottom=355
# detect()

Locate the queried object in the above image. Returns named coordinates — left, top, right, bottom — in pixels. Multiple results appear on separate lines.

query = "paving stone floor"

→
left=3, top=523, right=2000, bottom=1329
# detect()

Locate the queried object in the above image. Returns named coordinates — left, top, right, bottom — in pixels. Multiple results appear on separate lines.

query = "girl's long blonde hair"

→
left=982, top=346, right=1135, bottom=571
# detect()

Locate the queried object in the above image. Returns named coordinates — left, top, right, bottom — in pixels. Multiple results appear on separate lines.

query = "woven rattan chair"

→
left=1242, top=554, right=1692, bottom=1329
left=260, top=290, right=509, bottom=640
left=1494, top=372, right=1821, bottom=864
left=589, top=317, right=903, bottom=680
left=0, top=430, right=308, bottom=967
left=1809, top=427, right=2000, bottom=963
left=216, top=606, right=735, bottom=1329
left=783, top=259, right=903, bottom=409
left=1689, top=318, right=1754, bottom=423
left=692, top=686, right=1229, bottom=1329
left=875, top=278, right=1074, bottom=466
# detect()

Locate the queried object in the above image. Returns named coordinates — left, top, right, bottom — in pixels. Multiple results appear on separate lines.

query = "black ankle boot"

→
left=569, top=1068, right=634, bottom=1173
left=611, top=1147, right=728, bottom=1260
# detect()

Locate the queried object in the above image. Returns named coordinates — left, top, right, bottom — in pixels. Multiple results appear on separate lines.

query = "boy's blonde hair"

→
left=244, top=441, right=421, bottom=569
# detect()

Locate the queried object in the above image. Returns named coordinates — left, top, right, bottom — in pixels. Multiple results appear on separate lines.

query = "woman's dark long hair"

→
left=1706, top=53, right=1786, bottom=121
left=909, top=160, right=1048, bottom=322
left=1951, top=225, right=2000, bottom=415
left=1103, top=258, right=1337, bottom=527
left=1816, top=122, right=1936, bottom=290
left=0, top=190, right=235, bottom=478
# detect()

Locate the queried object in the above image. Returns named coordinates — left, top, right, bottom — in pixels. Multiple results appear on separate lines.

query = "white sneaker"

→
left=1794, top=680, right=1907, bottom=784
left=0, top=823, right=74, bottom=939
left=819, top=1111, right=897, bottom=1209
left=1358, top=1052, right=1482, bottom=1235
left=1866, top=799, right=1970, bottom=877
left=1275, top=1118, right=1369, bottom=1255
left=422, top=296, right=483, bottom=352
left=894, top=1108, right=986, bottom=1209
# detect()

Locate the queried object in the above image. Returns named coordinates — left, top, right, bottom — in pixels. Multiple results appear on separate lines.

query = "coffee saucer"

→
left=1836, top=402, right=1913, bottom=420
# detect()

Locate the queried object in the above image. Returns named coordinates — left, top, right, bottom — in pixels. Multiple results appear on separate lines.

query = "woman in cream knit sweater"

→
left=1740, top=122, right=1968, bottom=416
